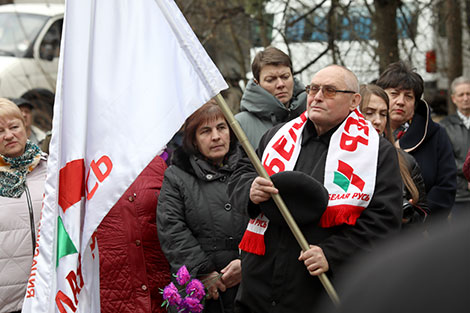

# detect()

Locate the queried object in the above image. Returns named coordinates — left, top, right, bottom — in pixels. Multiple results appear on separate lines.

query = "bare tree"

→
left=373, top=0, right=400, bottom=73
left=327, top=0, right=339, bottom=64
left=175, top=0, right=434, bottom=102
left=244, top=0, right=272, bottom=47
left=466, top=0, right=470, bottom=31
left=175, top=0, right=254, bottom=112
left=446, top=0, right=463, bottom=114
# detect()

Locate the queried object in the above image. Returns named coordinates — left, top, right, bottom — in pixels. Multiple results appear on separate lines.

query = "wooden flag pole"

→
left=214, top=93, right=340, bottom=307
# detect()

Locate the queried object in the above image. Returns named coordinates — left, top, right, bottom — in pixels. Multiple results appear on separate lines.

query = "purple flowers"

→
left=176, top=265, right=191, bottom=285
left=185, top=279, right=205, bottom=300
left=162, top=282, right=182, bottom=306
left=160, top=266, right=207, bottom=313
left=180, top=297, right=204, bottom=313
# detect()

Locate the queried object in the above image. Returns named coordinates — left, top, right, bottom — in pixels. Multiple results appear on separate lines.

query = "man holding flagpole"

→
left=229, top=65, right=403, bottom=312
left=22, top=1, right=227, bottom=312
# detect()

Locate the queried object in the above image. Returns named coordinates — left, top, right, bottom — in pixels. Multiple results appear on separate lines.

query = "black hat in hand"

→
left=259, top=171, right=329, bottom=227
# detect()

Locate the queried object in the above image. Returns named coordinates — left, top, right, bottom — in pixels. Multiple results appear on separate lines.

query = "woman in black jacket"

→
left=376, top=61, right=456, bottom=224
left=157, top=100, right=247, bottom=313
left=359, top=84, right=429, bottom=228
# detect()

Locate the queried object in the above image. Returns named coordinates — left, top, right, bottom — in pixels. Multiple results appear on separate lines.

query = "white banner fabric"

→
left=22, top=0, right=227, bottom=312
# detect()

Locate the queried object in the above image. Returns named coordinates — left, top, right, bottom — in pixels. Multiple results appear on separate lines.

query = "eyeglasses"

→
left=305, top=84, right=356, bottom=98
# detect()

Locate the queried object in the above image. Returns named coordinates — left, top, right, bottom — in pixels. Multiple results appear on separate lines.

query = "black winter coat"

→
left=398, top=99, right=456, bottom=221
left=228, top=118, right=403, bottom=313
left=399, top=150, right=429, bottom=229
left=157, top=148, right=248, bottom=313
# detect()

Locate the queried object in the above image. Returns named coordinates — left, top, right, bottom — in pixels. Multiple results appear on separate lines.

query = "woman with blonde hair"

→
left=0, top=98, right=47, bottom=312
left=359, top=84, right=428, bottom=228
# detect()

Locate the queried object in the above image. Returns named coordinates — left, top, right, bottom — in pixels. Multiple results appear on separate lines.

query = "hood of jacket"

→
left=170, top=146, right=239, bottom=181
left=239, top=78, right=307, bottom=123
left=399, top=99, right=440, bottom=153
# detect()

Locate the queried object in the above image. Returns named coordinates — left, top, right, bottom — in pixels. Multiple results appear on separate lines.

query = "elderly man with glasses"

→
left=228, top=65, right=403, bottom=313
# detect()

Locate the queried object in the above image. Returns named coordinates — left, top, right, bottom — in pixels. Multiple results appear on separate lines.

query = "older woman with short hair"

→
left=0, top=98, right=47, bottom=312
left=157, top=100, right=247, bottom=313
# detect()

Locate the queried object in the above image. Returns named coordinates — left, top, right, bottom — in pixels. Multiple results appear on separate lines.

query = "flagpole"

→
left=214, top=93, right=340, bottom=307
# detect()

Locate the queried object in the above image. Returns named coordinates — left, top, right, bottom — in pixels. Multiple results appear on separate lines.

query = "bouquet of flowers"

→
left=161, top=265, right=218, bottom=313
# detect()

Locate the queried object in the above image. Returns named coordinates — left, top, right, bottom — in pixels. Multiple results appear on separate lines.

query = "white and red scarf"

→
left=239, top=109, right=379, bottom=255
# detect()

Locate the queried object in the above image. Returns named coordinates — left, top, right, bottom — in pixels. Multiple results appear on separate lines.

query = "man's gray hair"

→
left=451, top=76, right=470, bottom=94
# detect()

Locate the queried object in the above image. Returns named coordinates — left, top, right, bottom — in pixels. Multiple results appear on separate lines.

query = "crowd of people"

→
left=1, top=46, right=468, bottom=313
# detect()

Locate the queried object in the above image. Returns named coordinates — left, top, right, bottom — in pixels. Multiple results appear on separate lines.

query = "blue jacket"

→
left=398, top=99, right=456, bottom=220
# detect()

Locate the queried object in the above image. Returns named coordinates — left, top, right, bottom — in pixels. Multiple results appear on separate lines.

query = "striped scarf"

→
left=239, top=109, right=379, bottom=255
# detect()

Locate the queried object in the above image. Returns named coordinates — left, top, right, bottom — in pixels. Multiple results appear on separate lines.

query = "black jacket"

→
left=398, top=99, right=456, bottom=220
left=228, top=118, right=402, bottom=313
left=326, top=217, right=470, bottom=313
left=400, top=150, right=429, bottom=228
left=157, top=148, right=248, bottom=313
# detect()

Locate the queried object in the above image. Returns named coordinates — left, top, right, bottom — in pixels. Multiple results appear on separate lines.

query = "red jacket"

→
left=97, top=156, right=170, bottom=313
left=463, top=148, right=470, bottom=182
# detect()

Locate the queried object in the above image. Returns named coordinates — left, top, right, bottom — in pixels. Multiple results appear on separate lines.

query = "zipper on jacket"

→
left=25, top=185, right=36, bottom=255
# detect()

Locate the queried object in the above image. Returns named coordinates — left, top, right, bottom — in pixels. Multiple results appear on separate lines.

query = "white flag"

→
left=22, top=0, right=227, bottom=312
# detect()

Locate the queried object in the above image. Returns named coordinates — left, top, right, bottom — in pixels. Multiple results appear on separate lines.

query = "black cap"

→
left=259, top=171, right=329, bottom=227
left=10, top=97, right=34, bottom=109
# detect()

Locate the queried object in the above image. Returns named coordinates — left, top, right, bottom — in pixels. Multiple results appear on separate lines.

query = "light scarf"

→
left=239, top=109, right=379, bottom=255
left=0, top=140, right=42, bottom=198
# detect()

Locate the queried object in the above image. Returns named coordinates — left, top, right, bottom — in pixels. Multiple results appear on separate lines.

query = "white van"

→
left=0, top=3, right=64, bottom=129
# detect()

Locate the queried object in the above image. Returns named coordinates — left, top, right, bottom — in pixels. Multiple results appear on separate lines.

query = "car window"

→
left=39, top=19, right=63, bottom=60
left=0, top=12, right=47, bottom=57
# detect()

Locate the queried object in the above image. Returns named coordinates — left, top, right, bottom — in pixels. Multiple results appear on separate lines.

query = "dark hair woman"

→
left=359, top=84, right=429, bottom=228
left=376, top=61, right=456, bottom=224
left=157, top=100, right=247, bottom=313
left=0, top=98, right=47, bottom=312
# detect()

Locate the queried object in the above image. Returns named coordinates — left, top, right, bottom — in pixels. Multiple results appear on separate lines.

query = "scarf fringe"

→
left=319, top=205, right=365, bottom=228
left=238, top=231, right=266, bottom=255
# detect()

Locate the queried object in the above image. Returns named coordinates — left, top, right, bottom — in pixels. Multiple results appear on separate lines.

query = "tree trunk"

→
left=446, top=0, right=463, bottom=114
left=256, top=8, right=270, bottom=47
left=327, top=0, right=338, bottom=64
left=466, top=0, right=470, bottom=30
left=373, top=0, right=400, bottom=73
left=0, top=0, right=13, bottom=4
